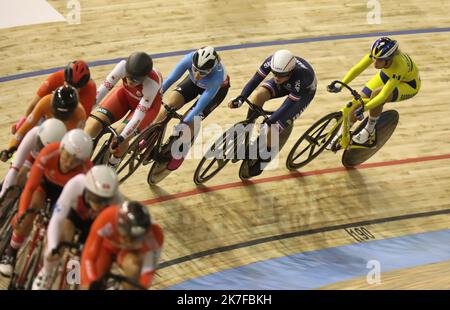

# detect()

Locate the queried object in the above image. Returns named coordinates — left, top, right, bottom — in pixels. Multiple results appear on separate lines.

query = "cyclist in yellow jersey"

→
left=327, top=37, right=421, bottom=144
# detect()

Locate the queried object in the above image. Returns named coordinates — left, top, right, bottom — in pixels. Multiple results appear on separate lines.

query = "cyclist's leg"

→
left=0, top=154, right=31, bottom=199
left=266, top=90, right=315, bottom=149
left=84, top=87, right=128, bottom=139
left=244, top=83, right=273, bottom=120
left=255, top=79, right=290, bottom=148
left=245, top=80, right=291, bottom=175
left=154, top=76, right=195, bottom=123
left=184, top=84, right=230, bottom=141
left=112, top=93, right=163, bottom=160
left=349, top=74, right=385, bottom=143
left=366, top=75, right=421, bottom=113
left=354, top=73, right=419, bottom=143
left=0, top=188, right=46, bottom=276
left=167, top=85, right=230, bottom=170
left=159, top=78, right=202, bottom=158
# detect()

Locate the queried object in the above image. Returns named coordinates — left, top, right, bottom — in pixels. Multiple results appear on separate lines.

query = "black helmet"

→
left=51, top=85, right=78, bottom=121
left=117, top=201, right=151, bottom=240
left=125, top=52, right=153, bottom=83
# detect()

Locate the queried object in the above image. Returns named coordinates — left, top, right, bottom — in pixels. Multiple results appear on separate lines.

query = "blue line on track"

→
left=1, top=27, right=449, bottom=83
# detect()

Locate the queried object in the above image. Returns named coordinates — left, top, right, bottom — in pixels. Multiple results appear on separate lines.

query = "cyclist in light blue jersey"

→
left=155, top=46, right=230, bottom=170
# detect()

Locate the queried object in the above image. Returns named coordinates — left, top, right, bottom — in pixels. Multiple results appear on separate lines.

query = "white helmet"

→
left=192, top=46, right=219, bottom=74
left=60, top=129, right=93, bottom=160
left=85, top=165, right=118, bottom=198
left=37, top=118, right=67, bottom=146
left=270, top=49, right=296, bottom=75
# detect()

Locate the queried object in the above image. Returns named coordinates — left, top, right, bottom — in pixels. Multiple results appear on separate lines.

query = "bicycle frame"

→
left=239, top=99, right=274, bottom=157
left=13, top=201, right=52, bottom=288
left=90, top=114, right=119, bottom=150
left=150, top=102, right=185, bottom=157
left=53, top=240, right=82, bottom=290
left=326, top=80, right=370, bottom=150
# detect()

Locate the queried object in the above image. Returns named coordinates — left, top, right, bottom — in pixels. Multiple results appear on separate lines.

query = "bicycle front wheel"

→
left=116, top=123, right=163, bottom=184
left=92, top=141, right=110, bottom=165
left=193, top=122, right=248, bottom=185
left=286, top=111, right=342, bottom=171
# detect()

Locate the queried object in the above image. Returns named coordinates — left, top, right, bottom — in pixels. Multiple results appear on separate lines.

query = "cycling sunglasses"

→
left=126, top=75, right=146, bottom=84
left=85, top=190, right=111, bottom=206
left=191, top=64, right=211, bottom=77
left=272, top=70, right=291, bottom=78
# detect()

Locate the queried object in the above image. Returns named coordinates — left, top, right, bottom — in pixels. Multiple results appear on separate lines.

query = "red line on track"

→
left=141, top=153, right=450, bottom=206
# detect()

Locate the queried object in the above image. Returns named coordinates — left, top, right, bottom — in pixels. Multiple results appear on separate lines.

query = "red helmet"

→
left=64, top=60, right=91, bottom=88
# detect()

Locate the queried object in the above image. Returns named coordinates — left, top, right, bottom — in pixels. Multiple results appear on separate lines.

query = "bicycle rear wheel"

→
left=116, top=124, right=162, bottom=184
left=147, top=159, right=173, bottom=185
left=0, top=224, right=13, bottom=258
left=238, top=123, right=294, bottom=180
left=342, top=110, right=399, bottom=167
left=0, top=187, right=20, bottom=254
left=286, top=111, right=342, bottom=171
left=193, top=122, right=249, bottom=185
left=0, top=189, right=19, bottom=234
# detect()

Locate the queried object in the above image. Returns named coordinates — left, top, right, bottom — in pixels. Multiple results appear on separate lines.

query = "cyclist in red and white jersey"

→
left=32, top=165, right=124, bottom=290
left=84, top=52, right=162, bottom=168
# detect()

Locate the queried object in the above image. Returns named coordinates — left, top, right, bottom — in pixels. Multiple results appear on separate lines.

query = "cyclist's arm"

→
left=183, top=78, right=222, bottom=124
left=82, top=209, right=114, bottom=283
left=364, top=77, right=401, bottom=111
left=24, top=96, right=42, bottom=117
left=11, top=127, right=38, bottom=170
left=96, top=61, right=126, bottom=104
left=47, top=175, right=84, bottom=252
left=240, top=57, right=271, bottom=99
left=341, top=54, right=373, bottom=85
left=0, top=127, right=38, bottom=197
left=139, top=224, right=164, bottom=287
left=8, top=97, right=46, bottom=149
left=72, top=104, right=88, bottom=129
left=161, top=53, right=191, bottom=94
left=28, top=71, right=63, bottom=115
left=120, top=79, right=160, bottom=140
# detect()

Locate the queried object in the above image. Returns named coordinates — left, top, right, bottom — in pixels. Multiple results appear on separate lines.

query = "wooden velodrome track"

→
left=1, top=0, right=450, bottom=289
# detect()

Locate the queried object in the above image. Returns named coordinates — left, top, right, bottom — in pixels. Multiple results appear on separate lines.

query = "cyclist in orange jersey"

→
left=11, top=60, right=95, bottom=134
left=0, top=85, right=86, bottom=162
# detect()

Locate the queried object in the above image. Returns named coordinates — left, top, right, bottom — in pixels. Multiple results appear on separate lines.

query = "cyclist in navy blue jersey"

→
left=229, top=49, right=317, bottom=177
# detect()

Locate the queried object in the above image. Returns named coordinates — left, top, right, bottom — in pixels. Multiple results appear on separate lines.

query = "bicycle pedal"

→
left=328, top=140, right=342, bottom=153
left=330, top=145, right=341, bottom=153
left=350, top=140, right=376, bottom=148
